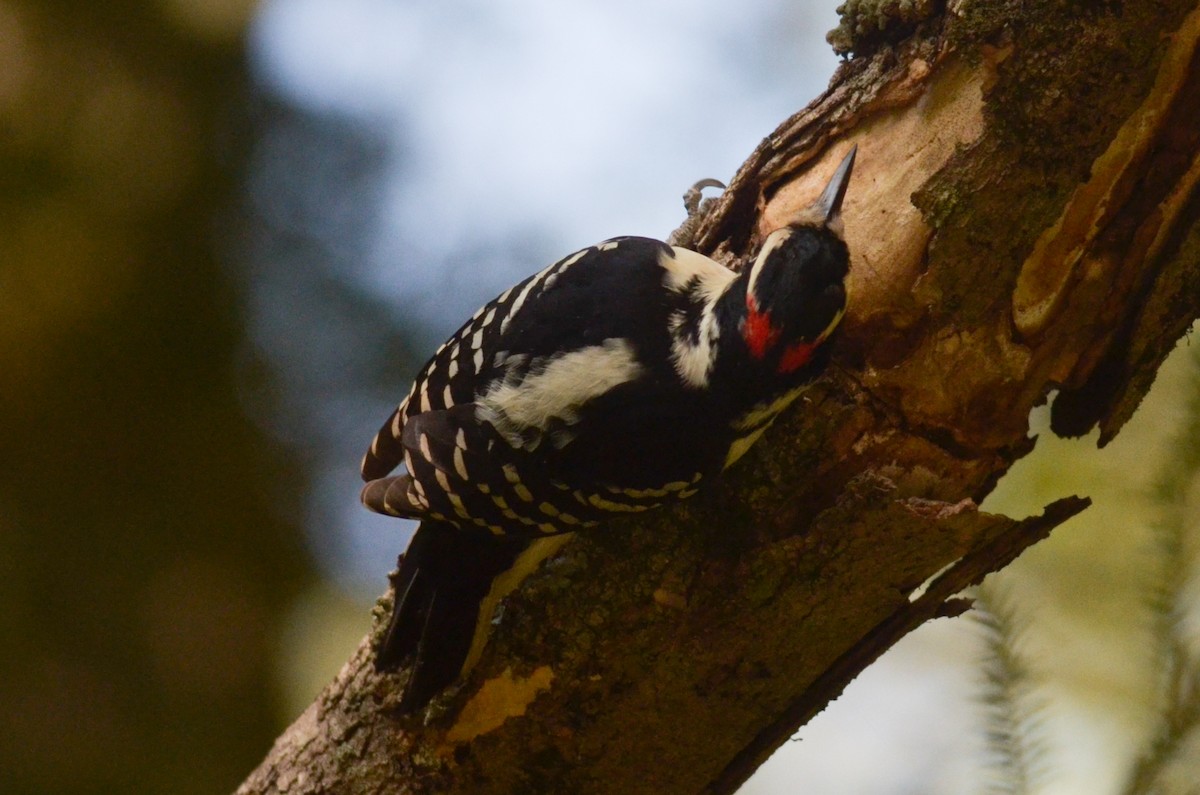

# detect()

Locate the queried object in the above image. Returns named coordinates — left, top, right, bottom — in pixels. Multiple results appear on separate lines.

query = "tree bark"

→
left=238, top=2, right=1200, bottom=793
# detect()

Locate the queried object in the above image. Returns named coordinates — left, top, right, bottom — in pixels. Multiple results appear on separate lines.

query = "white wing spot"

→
left=453, top=447, right=468, bottom=479
left=588, top=493, right=650, bottom=513
left=447, top=491, right=468, bottom=518
left=498, top=248, right=589, bottom=334
left=560, top=248, right=589, bottom=268
left=733, top=385, right=807, bottom=431
left=724, top=427, right=769, bottom=470
left=598, top=240, right=619, bottom=251
left=448, top=359, right=458, bottom=379
left=473, top=348, right=484, bottom=372
left=616, top=485, right=670, bottom=499
left=722, top=387, right=807, bottom=470
left=502, top=276, right=542, bottom=333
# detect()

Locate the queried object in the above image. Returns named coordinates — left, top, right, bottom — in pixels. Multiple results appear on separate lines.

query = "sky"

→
left=249, top=0, right=841, bottom=315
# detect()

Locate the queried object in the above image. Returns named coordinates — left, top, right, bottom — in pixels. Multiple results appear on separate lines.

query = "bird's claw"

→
left=669, top=178, right=726, bottom=248
left=682, top=178, right=726, bottom=215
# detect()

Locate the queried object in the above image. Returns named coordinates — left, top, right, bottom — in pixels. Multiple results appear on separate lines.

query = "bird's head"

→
left=740, top=145, right=855, bottom=374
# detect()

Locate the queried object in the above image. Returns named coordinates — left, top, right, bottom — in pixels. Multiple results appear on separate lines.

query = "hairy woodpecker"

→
left=361, top=146, right=856, bottom=713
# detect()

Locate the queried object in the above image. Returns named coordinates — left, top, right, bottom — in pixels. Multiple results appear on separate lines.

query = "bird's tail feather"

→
left=375, top=520, right=533, bottom=714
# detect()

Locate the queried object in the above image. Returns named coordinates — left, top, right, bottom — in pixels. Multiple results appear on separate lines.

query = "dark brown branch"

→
left=707, top=495, right=1090, bottom=795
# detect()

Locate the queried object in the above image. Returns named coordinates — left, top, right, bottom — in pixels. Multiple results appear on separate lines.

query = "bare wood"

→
left=239, top=2, right=1200, bottom=793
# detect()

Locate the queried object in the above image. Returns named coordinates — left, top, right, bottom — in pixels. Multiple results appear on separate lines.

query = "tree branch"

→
left=239, top=2, right=1200, bottom=792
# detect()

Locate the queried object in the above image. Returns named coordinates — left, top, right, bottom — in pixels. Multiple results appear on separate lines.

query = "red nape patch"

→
left=743, top=295, right=779, bottom=359
left=778, top=340, right=816, bottom=373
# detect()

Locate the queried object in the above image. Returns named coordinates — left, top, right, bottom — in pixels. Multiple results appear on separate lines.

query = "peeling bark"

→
left=239, top=2, right=1200, bottom=793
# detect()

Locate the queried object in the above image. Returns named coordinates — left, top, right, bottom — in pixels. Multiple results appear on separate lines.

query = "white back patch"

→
left=479, top=338, right=644, bottom=450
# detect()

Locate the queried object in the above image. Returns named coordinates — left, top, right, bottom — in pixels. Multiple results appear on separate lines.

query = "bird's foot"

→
left=668, top=177, right=725, bottom=248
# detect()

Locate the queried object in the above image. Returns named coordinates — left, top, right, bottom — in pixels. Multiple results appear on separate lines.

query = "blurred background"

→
left=1, top=1, right=1196, bottom=793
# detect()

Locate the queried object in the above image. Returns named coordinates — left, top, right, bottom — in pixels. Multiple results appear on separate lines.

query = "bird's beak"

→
left=811, top=144, right=857, bottom=224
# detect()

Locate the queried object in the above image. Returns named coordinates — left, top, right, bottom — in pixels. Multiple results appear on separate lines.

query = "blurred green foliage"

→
left=0, top=1, right=310, bottom=793
left=975, top=337, right=1200, bottom=793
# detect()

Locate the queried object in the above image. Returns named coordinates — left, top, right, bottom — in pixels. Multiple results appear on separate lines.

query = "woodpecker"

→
left=361, top=146, right=856, bottom=713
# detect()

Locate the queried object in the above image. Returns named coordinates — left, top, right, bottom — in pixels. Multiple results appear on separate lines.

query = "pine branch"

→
left=974, top=585, right=1050, bottom=795
left=1124, top=346, right=1200, bottom=795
